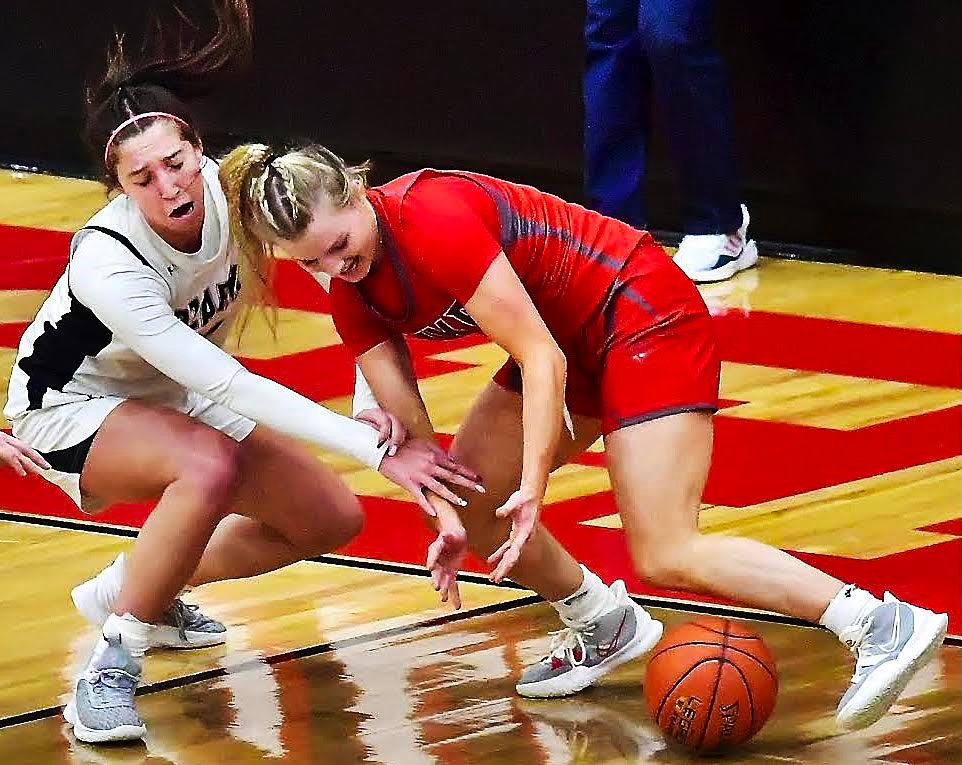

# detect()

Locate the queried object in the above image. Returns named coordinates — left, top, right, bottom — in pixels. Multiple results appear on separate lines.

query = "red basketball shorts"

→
left=493, top=242, right=720, bottom=435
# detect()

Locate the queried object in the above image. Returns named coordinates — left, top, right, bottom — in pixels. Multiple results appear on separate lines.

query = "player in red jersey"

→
left=221, top=143, right=947, bottom=727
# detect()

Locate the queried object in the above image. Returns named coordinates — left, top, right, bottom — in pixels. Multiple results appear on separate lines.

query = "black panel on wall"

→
left=2, top=1, right=959, bottom=273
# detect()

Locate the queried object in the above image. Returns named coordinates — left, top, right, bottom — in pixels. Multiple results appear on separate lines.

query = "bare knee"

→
left=323, top=492, right=364, bottom=550
left=173, top=434, right=242, bottom=522
left=295, top=487, right=364, bottom=556
left=631, top=536, right=701, bottom=591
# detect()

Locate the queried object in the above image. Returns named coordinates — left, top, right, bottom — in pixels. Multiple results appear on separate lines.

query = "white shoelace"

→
left=840, top=616, right=887, bottom=685
left=544, top=625, right=594, bottom=667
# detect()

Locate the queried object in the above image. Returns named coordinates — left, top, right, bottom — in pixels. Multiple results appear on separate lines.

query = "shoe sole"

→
left=687, top=240, right=759, bottom=284
left=516, top=612, right=665, bottom=699
left=149, top=625, right=227, bottom=649
left=63, top=700, right=146, bottom=744
left=836, top=610, right=949, bottom=730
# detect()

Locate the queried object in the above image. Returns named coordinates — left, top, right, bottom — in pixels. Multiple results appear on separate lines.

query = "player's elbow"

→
left=519, top=338, right=566, bottom=384
left=208, top=365, right=247, bottom=406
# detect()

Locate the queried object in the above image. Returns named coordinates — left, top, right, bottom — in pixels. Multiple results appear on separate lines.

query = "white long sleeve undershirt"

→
left=70, top=253, right=388, bottom=470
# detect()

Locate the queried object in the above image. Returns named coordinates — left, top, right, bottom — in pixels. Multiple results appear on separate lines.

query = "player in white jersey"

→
left=2, top=1, right=482, bottom=744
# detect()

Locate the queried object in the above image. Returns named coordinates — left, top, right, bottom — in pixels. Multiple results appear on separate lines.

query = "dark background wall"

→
left=2, top=1, right=960, bottom=273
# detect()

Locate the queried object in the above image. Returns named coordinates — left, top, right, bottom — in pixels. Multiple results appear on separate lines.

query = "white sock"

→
left=99, top=553, right=126, bottom=606
left=818, top=584, right=882, bottom=641
left=101, top=612, right=153, bottom=658
left=552, top=565, right=619, bottom=627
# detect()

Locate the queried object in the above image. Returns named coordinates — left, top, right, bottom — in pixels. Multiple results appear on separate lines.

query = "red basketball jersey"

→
left=331, top=170, right=719, bottom=432
left=330, top=170, right=658, bottom=356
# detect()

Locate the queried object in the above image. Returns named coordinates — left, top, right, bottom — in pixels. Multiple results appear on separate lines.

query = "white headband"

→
left=103, top=111, right=190, bottom=164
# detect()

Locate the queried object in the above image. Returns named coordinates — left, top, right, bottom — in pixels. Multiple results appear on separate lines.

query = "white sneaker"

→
left=72, top=553, right=227, bottom=649
left=516, top=581, right=664, bottom=698
left=835, top=592, right=948, bottom=730
left=673, top=204, right=759, bottom=283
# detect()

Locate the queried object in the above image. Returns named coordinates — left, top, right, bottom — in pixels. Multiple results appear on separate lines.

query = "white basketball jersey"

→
left=4, top=158, right=240, bottom=425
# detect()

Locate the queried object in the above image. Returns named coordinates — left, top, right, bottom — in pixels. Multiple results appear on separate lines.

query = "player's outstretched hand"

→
left=0, top=431, right=50, bottom=477
left=426, top=523, right=467, bottom=610
left=487, top=486, right=543, bottom=583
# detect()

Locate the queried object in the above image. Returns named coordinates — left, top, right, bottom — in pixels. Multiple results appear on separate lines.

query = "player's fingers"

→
left=444, top=459, right=482, bottom=484
left=18, top=444, right=50, bottom=470
left=432, top=468, right=483, bottom=493
left=388, top=415, right=406, bottom=449
left=18, top=454, right=45, bottom=476
left=424, top=479, right=467, bottom=508
left=491, top=544, right=521, bottom=583
left=449, top=578, right=462, bottom=610
left=413, top=490, right=439, bottom=518
left=426, top=540, right=441, bottom=570
left=377, top=419, right=391, bottom=446
left=486, top=537, right=512, bottom=566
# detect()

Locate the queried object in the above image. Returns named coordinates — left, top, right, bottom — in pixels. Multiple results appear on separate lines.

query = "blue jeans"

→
left=584, top=0, right=742, bottom=234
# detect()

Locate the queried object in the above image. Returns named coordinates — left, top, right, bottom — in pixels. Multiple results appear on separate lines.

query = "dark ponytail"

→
left=85, top=0, right=252, bottom=187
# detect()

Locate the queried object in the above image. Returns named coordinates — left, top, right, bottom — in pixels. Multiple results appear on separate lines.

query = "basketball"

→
left=644, top=617, right=778, bottom=754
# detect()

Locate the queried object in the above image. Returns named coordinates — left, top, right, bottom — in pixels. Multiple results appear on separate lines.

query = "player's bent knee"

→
left=329, top=496, right=364, bottom=549
left=177, top=436, right=243, bottom=516
left=299, top=492, right=364, bottom=555
left=631, top=540, right=699, bottom=591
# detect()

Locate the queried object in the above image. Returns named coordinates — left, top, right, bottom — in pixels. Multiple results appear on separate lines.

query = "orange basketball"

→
left=644, top=617, right=778, bottom=754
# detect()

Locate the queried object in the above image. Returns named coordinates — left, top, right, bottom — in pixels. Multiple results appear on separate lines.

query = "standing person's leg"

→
left=449, top=378, right=663, bottom=697
left=637, top=0, right=740, bottom=234
left=637, top=0, right=757, bottom=281
left=605, top=411, right=948, bottom=730
left=584, top=0, right=651, bottom=228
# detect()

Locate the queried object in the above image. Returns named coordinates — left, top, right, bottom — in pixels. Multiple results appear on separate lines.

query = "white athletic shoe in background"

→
left=673, top=204, right=759, bottom=283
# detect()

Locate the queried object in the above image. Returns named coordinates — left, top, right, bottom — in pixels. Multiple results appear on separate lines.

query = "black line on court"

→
left=0, top=592, right=540, bottom=731
left=0, top=506, right=959, bottom=729
left=0, top=510, right=137, bottom=538
left=3, top=510, right=962, bottom=648
left=4, top=510, right=962, bottom=648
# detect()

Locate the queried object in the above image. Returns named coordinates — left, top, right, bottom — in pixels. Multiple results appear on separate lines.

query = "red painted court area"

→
left=1, top=223, right=959, bottom=635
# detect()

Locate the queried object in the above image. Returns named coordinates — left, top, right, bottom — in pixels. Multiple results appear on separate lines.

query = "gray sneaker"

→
left=72, top=554, right=227, bottom=650
left=151, top=598, right=227, bottom=649
left=836, top=592, right=948, bottom=730
left=517, top=581, right=664, bottom=698
left=63, top=636, right=146, bottom=743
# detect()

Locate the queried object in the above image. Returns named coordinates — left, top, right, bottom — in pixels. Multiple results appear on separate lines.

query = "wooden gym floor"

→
left=0, top=168, right=959, bottom=763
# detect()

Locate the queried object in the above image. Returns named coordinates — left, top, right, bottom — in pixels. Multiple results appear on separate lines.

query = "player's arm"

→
left=304, top=268, right=404, bottom=449
left=357, top=333, right=473, bottom=607
left=395, top=178, right=566, bottom=580
left=465, top=253, right=566, bottom=501
left=463, top=253, right=567, bottom=581
left=397, top=177, right=566, bottom=496
left=70, top=255, right=388, bottom=467
left=356, top=333, right=434, bottom=439
left=357, top=332, right=482, bottom=494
